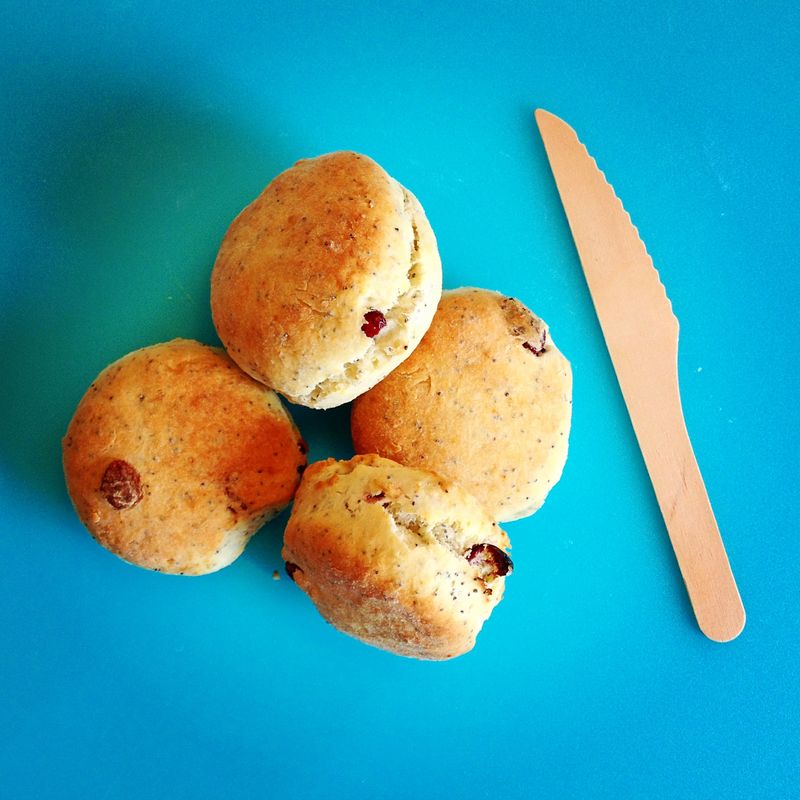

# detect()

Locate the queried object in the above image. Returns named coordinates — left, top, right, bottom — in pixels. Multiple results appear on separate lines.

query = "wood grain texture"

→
left=535, top=109, right=745, bottom=642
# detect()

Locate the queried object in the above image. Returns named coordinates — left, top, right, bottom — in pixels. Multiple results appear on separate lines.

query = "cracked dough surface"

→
left=351, top=288, right=572, bottom=522
left=282, top=454, right=511, bottom=660
left=62, top=339, right=307, bottom=575
left=211, top=151, right=442, bottom=408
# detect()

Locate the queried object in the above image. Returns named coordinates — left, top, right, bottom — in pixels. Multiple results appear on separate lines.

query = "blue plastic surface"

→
left=1, top=2, right=798, bottom=798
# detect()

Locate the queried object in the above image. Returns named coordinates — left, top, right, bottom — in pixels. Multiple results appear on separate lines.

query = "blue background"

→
left=1, top=2, right=797, bottom=798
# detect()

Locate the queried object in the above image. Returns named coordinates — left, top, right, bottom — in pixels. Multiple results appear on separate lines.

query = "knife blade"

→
left=535, top=108, right=745, bottom=642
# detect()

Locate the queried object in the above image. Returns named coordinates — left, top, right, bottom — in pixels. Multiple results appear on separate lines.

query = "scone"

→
left=63, top=339, right=307, bottom=575
left=211, top=151, right=442, bottom=409
left=282, top=454, right=513, bottom=660
left=351, top=288, right=572, bottom=522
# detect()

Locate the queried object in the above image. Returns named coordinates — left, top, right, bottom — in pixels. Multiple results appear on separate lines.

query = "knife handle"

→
left=631, top=381, right=746, bottom=642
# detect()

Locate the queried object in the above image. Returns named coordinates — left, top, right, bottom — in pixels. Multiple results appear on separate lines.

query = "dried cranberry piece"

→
left=522, top=330, right=547, bottom=357
left=361, top=310, right=386, bottom=338
left=465, top=543, right=513, bottom=579
left=100, top=460, right=143, bottom=510
left=285, top=562, right=303, bottom=581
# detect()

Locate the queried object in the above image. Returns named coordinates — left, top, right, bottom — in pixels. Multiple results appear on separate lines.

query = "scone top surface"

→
left=211, top=151, right=442, bottom=408
left=282, top=454, right=512, bottom=660
left=63, top=339, right=307, bottom=575
left=351, top=288, right=572, bottom=522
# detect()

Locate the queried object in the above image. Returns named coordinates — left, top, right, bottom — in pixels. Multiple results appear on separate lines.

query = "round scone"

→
left=211, top=151, right=442, bottom=409
left=63, top=339, right=307, bottom=575
left=351, top=288, right=572, bottom=522
left=282, top=454, right=513, bottom=660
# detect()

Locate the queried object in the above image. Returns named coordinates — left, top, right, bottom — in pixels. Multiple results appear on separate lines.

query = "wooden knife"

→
left=535, top=109, right=745, bottom=642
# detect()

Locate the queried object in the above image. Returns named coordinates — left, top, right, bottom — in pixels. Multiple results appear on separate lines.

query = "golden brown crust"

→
left=210, top=151, right=442, bottom=408
left=351, top=288, right=572, bottom=522
left=282, top=455, right=511, bottom=660
left=63, top=339, right=306, bottom=575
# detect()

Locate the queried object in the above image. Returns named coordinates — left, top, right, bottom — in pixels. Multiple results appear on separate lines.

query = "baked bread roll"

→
left=211, top=151, right=442, bottom=409
left=63, top=339, right=307, bottom=575
left=351, top=288, right=572, bottom=522
left=282, top=454, right=512, bottom=660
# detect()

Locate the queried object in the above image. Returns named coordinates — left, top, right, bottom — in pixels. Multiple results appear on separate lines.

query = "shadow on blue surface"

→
left=0, top=70, right=298, bottom=536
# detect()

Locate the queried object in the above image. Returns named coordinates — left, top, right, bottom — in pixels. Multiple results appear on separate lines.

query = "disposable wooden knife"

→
left=535, top=109, right=745, bottom=642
